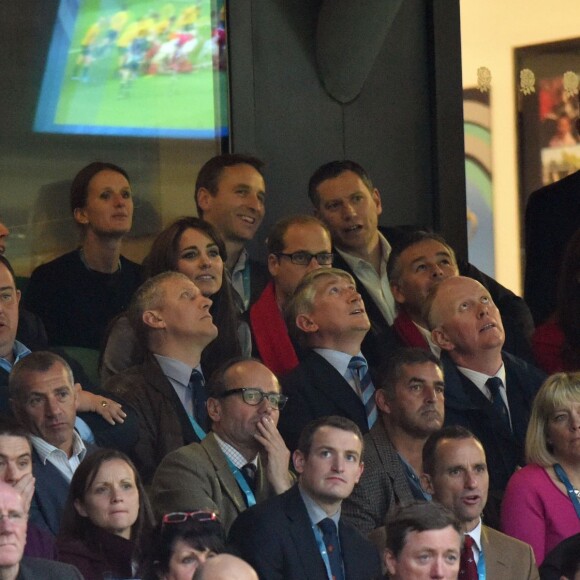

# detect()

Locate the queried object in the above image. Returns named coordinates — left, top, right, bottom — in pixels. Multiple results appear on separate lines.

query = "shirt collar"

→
left=335, top=231, right=391, bottom=270
left=232, top=247, right=249, bottom=274
left=0, top=340, right=31, bottom=373
left=213, top=432, right=258, bottom=469
left=456, top=363, right=506, bottom=397
left=313, top=348, right=364, bottom=377
left=31, top=429, right=87, bottom=464
left=153, top=353, right=202, bottom=387
left=466, top=518, right=483, bottom=552
left=298, top=484, right=341, bottom=527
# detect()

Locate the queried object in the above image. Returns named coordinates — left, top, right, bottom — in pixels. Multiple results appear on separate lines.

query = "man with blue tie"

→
left=103, top=271, right=218, bottom=484
left=228, top=415, right=381, bottom=580
left=279, top=268, right=377, bottom=452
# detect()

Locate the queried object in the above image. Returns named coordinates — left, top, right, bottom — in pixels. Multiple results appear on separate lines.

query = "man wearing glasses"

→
left=249, top=215, right=333, bottom=376
left=279, top=268, right=377, bottom=452
left=151, top=358, right=294, bottom=533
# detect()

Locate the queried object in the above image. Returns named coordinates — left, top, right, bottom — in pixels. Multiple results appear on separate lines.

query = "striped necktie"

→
left=348, top=356, right=377, bottom=428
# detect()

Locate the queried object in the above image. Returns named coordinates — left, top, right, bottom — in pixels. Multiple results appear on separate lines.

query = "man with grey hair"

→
left=9, top=351, right=91, bottom=537
left=104, top=271, right=218, bottom=484
left=279, top=268, right=377, bottom=452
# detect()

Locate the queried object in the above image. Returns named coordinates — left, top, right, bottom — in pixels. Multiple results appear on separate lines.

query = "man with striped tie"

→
left=279, top=268, right=377, bottom=452
left=342, top=347, right=445, bottom=535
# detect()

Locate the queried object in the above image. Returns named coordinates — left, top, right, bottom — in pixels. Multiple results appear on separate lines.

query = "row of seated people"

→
left=4, top=156, right=578, bottom=377
left=0, top=349, right=578, bottom=579
left=0, top=157, right=579, bottom=577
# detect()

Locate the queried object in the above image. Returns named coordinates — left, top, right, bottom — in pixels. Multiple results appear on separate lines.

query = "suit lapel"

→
left=145, top=355, right=198, bottom=443
left=306, top=352, right=367, bottom=426
left=283, top=487, right=329, bottom=579
left=201, top=434, right=247, bottom=513
left=481, top=525, right=509, bottom=579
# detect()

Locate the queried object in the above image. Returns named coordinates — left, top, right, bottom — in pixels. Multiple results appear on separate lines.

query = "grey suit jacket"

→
left=17, top=557, right=83, bottom=579
left=482, top=525, right=539, bottom=580
left=151, top=432, right=278, bottom=533
left=342, top=420, right=414, bottom=535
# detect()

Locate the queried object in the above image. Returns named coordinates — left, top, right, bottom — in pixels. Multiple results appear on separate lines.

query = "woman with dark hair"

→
left=22, top=162, right=142, bottom=349
left=533, top=227, right=580, bottom=373
left=138, top=510, right=225, bottom=580
left=57, top=448, right=154, bottom=579
left=100, top=216, right=247, bottom=381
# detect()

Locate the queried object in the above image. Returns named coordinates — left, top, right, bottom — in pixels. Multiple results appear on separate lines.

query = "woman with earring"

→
left=23, top=162, right=142, bottom=349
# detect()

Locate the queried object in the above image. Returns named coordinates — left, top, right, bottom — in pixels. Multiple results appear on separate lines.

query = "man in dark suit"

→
left=279, top=268, right=377, bottom=451
left=524, top=169, right=580, bottom=325
left=104, top=271, right=218, bottom=484
left=228, top=416, right=381, bottom=580
left=421, top=426, right=539, bottom=579
left=0, top=481, right=82, bottom=579
left=151, top=358, right=294, bottom=533
left=343, top=348, right=445, bottom=535
left=8, top=352, right=92, bottom=537
left=424, top=276, right=545, bottom=494
left=195, top=154, right=269, bottom=311
left=307, top=160, right=535, bottom=365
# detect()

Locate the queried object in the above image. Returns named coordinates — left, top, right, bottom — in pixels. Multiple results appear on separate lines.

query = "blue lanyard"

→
left=477, top=548, right=486, bottom=580
left=187, top=414, right=207, bottom=441
left=554, top=463, right=580, bottom=519
left=225, top=458, right=257, bottom=508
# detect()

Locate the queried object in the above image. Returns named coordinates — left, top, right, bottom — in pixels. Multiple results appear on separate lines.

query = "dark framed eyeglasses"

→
left=217, top=388, right=288, bottom=410
left=162, top=510, right=220, bottom=526
left=275, top=251, right=334, bottom=266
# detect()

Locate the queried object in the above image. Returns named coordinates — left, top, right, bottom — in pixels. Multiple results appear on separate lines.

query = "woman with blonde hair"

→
left=501, top=372, right=580, bottom=564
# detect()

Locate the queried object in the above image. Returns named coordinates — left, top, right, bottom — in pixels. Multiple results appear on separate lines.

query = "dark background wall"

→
left=228, top=0, right=467, bottom=260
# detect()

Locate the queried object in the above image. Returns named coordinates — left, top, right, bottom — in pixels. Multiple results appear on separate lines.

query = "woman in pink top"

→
left=501, top=372, right=580, bottom=564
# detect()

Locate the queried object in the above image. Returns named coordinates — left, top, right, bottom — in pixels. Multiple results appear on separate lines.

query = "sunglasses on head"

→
left=162, top=510, right=220, bottom=527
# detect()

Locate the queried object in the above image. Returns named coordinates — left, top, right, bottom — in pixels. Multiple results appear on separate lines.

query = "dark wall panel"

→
left=228, top=0, right=466, bottom=259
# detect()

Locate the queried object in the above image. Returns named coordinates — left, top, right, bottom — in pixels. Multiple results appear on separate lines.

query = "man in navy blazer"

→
left=425, top=276, right=545, bottom=495
left=9, top=351, right=93, bottom=537
left=228, top=416, right=381, bottom=580
left=279, top=268, right=377, bottom=452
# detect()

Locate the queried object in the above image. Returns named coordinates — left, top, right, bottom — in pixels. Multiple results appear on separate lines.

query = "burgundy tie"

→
left=459, top=535, right=477, bottom=580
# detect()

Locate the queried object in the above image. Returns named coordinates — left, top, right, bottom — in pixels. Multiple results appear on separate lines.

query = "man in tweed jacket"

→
left=342, top=348, right=445, bottom=534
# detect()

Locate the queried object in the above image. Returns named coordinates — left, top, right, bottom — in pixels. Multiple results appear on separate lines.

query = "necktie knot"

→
left=348, top=356, right=367, bottom=373
left=318, top=517, right=337, bottom=536
left=485, top=376, right=503, bottom=398
left=241, top=462, right=257, bottom=491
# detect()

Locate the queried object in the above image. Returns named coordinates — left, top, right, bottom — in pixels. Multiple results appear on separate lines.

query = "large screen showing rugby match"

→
left=34, top=0, right=228, bottom=139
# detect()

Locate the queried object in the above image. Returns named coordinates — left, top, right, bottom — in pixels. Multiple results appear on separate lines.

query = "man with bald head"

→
left=424, top=276, right=545, bottom=495
left=193, top=554, right=258, bottom=580
left=151, top=358, right=293, bottom=533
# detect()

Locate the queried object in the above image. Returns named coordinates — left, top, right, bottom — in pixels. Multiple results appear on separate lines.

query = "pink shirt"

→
left=501, top=463, right=580, bottom=564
